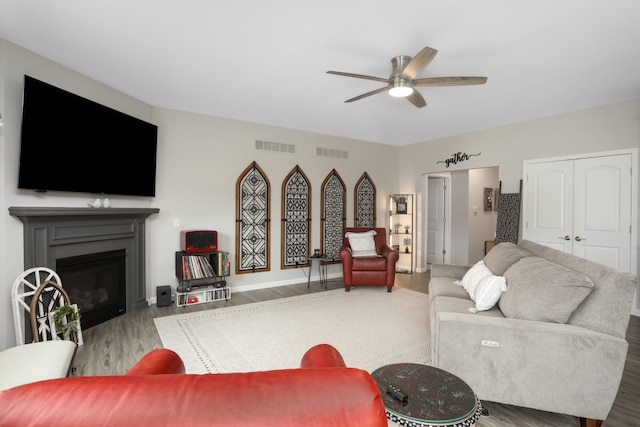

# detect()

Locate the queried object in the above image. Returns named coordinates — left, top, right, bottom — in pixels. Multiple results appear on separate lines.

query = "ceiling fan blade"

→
left=406, top=90, right=427, bottom=108
left=413, top=76, right=488, bottom=87
left=401, top=47, right=438, bottom=80
left=344, top=86, right=389, bottom=103
left=327, top=71, right=389, bottom=83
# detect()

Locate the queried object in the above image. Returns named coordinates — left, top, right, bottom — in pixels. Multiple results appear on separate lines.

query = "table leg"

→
left=307, top=259, right=312, bottom=288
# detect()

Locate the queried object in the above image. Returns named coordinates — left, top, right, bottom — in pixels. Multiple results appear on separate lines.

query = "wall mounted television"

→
left=18, top=75, right=158, bottom=197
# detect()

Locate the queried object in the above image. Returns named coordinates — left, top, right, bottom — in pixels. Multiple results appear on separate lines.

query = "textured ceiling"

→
left=1, top=0, right=639, bottom=146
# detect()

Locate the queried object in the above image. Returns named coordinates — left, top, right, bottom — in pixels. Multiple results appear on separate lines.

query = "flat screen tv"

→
left=19, top=75, right=158, bottom=197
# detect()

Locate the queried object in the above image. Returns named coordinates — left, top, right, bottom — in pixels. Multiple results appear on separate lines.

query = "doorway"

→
left=424, top=167, right=499, bottom=269
left=427, top=176, right=448, bottom=265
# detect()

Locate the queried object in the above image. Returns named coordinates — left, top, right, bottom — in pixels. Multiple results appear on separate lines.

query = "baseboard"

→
left=146, top=272, right=344, bottom=305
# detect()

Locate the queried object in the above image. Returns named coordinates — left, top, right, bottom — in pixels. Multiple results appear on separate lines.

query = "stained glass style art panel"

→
left=354, top=172, right=376, bottom=228
left=320, top=169, right=346, bottom=261
left=281, top=165, right=311, bottom=269
left=236, top=161, right=270, bottom=274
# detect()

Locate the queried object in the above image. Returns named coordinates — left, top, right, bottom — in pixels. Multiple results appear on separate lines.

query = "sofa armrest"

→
left=430, top=263, right=471, bottom=280
left=339, top=245, right=354, bottom=285
left=433, top=312, right=628, bottom=420
left=300, top=344, right=346, bottom=368
left=379, top=244, right=399, bottom=264
left=125, top=348, right=185, bottom=375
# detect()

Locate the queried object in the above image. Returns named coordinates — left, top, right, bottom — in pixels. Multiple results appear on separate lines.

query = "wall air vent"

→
left=315, top=147, right=349, bottom=160
left=255, top=140, right=296, bottom=154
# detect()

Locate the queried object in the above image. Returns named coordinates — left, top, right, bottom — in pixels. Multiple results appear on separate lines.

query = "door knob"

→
left=575, top=236, right=585, bottom=241
left=558, top=235, right=571, bottom=241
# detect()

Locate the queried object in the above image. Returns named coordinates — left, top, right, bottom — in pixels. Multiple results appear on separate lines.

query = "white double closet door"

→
left=523, top=152, right=633, bottom=273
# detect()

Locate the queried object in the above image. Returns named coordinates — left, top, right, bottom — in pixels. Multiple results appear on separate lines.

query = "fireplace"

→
left=10, top=207, right=159, bottom=330
left=56, top=249, right=127, bottom=329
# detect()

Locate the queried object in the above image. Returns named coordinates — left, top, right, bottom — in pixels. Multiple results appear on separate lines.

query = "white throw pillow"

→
left=345, top=230, right=378, bottom=257
left=471, top=274, right=508, bottom=312
left=455, top=260, right=492, bottom=300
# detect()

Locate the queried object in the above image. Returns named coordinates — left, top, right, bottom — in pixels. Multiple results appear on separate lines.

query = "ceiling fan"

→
left=327, top=47, right=487, bottom=108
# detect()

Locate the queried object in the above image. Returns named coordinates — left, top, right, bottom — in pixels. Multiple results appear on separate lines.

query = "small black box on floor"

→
left=156, top=285, right=172, bottom=307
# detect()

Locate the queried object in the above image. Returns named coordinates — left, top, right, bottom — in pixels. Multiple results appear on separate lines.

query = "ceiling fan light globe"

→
left=389, top=86, right=414, bottom=97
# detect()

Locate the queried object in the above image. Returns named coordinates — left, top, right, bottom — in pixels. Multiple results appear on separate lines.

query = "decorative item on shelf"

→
left=405, top=247, right=409, bottom=253
left=392, top=244, right=400, bottom=251
left=483, top=187, right=494, bottom=212
left=392, top=195, right=408, bottom=214
left=393, top=222, right=402, bottom=234
left=404, top=225, right=410, bottom=234
left=314, top=248, right=320, bottom=256
left=103, top=198, right=111, bottom=208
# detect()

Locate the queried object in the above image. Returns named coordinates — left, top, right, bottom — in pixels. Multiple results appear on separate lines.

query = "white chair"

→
left=0, top=340, right=77, bottom=390
left=7, top=267, right=80, bottom=389
left=11, top=267, right=83, bottom=346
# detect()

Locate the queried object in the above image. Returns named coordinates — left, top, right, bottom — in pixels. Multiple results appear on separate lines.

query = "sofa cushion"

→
left=352, top=256, right=387, bottom=271
left=429, top=277, right=471, bottom=300
left=472, top=274, right=508, bottom=312
left=455, top=261, right=507, bottom=312
left=456, top=260, right=491, bottom=300
left=500, top=256, right=595, bottom=323
left=518, top=239, right=638, bottom=338
left=483, top=242, right=532, bottom=275
left=345, top=230, right=378, bottom=257
left=432, top=296, right=505, bottom=319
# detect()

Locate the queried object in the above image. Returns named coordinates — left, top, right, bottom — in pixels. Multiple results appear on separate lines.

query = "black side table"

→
left=371, top=363, right=482, bottom=427
left=305, top=254, right=328, bottom=288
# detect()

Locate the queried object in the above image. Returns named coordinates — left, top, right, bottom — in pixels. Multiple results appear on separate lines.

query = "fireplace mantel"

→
left=9, top=206, right=159, bottom=220
left=10, top=206, right=159, bottom=316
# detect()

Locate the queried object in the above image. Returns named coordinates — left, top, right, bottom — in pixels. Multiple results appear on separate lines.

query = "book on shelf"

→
left=180, top=254, right=216, bottom=280
left=213, top=251, right=230, bottom=277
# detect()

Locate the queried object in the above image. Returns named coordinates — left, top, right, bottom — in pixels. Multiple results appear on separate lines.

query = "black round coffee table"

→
left=371, top=363, right=482, bottom=427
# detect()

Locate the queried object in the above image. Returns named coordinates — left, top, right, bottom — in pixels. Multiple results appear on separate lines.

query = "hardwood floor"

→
left=73, top=272, right=639, bottom=427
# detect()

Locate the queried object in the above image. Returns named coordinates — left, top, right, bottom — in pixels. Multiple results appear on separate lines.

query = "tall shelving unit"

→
left=389, top=194, right=414, bottom=274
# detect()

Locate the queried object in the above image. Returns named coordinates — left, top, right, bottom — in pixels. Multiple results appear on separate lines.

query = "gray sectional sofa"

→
left=429, top=240, right=637, bottom=423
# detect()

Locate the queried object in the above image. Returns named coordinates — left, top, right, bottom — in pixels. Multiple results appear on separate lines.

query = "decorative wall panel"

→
left=281, top=165, right=311, bottom=269
left=496, top=180, right=522, bottom=244
left=354, top=172, right=376, bottom=228
left=236, top=161, right=270, bottom=274
left=320, top=169, right=346, bottom=261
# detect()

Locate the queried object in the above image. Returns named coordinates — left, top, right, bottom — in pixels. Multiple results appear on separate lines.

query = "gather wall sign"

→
left=436, top=152, right=481, bottom=168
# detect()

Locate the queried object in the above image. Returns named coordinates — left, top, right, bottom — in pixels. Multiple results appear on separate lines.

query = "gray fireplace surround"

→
left=9, top=207, right=159, bottom=316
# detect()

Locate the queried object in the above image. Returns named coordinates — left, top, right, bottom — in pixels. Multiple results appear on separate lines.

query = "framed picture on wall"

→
left=483, top=187, right=493, bottom=212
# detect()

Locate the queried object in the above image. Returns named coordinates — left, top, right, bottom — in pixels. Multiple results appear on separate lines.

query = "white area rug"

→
left=154, top=287, right=430, bottom=374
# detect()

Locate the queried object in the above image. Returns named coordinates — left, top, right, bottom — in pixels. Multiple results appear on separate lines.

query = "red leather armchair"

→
left=339, top=227, right=399, bottom=292
left=0, top=344, right=387, bottom=427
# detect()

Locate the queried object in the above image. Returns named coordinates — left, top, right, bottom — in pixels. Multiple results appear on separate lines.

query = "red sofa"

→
left=339, top=227, right=399, bottom=292
left=0, top=344, right=387, bottom=427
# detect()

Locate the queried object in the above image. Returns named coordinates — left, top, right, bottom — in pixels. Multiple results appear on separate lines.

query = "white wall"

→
left=148, top=107, right=398, bottom=294
left=449, top=171, right=469, bottom=265
left=467, top=168, right=499, bottom=264
left=0, top=40, right=399, bottom=350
